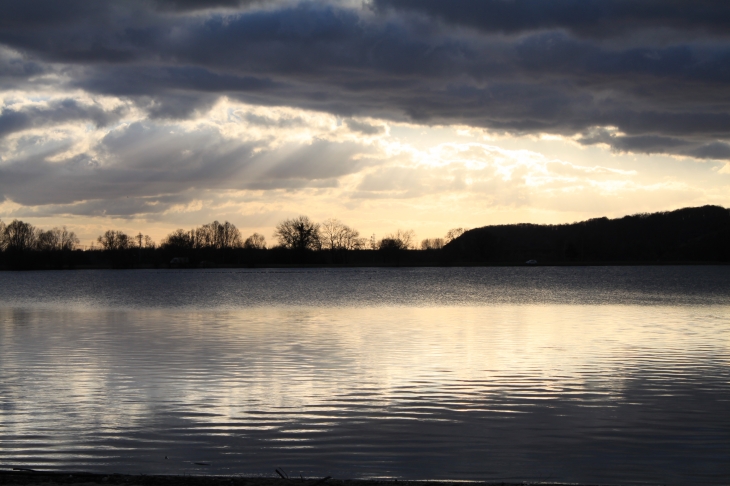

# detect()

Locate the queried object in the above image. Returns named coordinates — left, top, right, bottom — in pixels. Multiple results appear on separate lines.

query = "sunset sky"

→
left=1, top=0, right=729, bottom=246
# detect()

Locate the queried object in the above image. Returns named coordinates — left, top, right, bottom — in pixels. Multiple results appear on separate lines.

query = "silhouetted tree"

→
left=320, top=218, right=366, bottom=250
left=4, top=220, right=37, bottom=251
left=421, top=238, right=445, bottom=250
left=275, top=216, right=321, bottom=251
left=161, top=229, right=196, bottom=250
left=97, top=230, right=131, bottom=251
left=0, top=220, right=38, bottom=269
left=244, top=233, right=267, bottom=249
left=0, top=219, right=6, bottom=251
left=376, top=229, right=415, bottom=265
left=445, top=227, right=467, bottom=243
left=377, top=229, right=415, bottom=250
left=37, top=227, right=79, bottom=251
left=196, top=221, right=242, bottom=249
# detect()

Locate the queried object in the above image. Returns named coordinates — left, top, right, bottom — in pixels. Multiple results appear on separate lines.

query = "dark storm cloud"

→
left=373, top=0, right=730, bottom=39
left=75, top=65, right=280, bottom=119
left=153, top=0, right=260, bottom=12
left=578, top=129, right=730, bottom=159
left=1, top=0, right=730, bottom=160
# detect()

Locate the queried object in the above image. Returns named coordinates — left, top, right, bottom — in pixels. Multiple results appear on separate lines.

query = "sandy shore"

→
left=0, top=470, right=597, bottom=486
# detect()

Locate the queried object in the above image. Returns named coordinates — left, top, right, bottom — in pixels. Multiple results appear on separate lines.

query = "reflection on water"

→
left=0, top=267, right=729, bottom=485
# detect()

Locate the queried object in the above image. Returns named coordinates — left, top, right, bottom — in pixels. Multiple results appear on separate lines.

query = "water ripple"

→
left=0, top=268, right=729, bottom=485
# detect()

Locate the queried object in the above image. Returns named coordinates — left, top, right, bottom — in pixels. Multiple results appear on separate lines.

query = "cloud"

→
left=152, top=0, right=268, bottom=12
left=0, top=116, right=378, bottom=214
left=0, top=1, right=727, bottom=162
left=345, top=119, right=385, bottom=135
left=577, top=128, right=730, bottom=160
left=0, top=99, right=126, bottom=138
left=349, top=141, right=656, bottom=210
left=372, top=0, right=730, bottom=40
left=0, top=47, right=45, bottom=84
left=242, top=112, right=305, bottom=128
left=0, top=0, right=729, bottom=231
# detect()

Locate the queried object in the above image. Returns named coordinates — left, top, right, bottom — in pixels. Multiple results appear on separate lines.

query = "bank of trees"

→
left=3, top=205, right=726, bottom=269
left=155, top=216, right=425, bottom=264
left=0, top=219, right=81, bottom=269
left=0, top=215, right=443, bottom=268
left=274, top=216, right=370, bottom=252
left=159, top=221, right=242, bottom=251
left=0, top=220, right=80, bottom=252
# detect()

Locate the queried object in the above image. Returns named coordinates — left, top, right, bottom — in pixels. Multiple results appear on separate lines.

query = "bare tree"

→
left=132, top=232, right=154, bottom=248
left=194, top=224, right=215, bottom=248
left=445, top=227, right=467, bottom=243
left=421, top=238, right=445, bottom=250
left=320, top=218, right=366, bottom=250
left=161, top=229, right=196, bottom=249
left=244, top=233, right=267, bottom=249
left=274, top=216, right=321, bottom=251
left=60, top=227, right=79, bottom=250
left=217, top=221, right=242, bottom=249
left=345, top=230, right=367, bottom=250
left=378, top=229, right=416, bottom=250
left=0, top=219, right=5, bottom=251
left=320, top=218, right=342, bottom=250
left=3, top=220, right=37, bottom=251
left=37, top=229, right=59, bottom=251
left=97, top=230, right=131, bottom=251
left=196, top=221, right=242, bottom=249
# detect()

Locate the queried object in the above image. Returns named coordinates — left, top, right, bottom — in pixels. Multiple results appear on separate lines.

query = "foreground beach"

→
left=0, top=471, right=599, bottom=486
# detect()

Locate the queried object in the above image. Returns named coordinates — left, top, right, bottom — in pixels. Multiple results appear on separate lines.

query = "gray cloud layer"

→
left=1, top=0, right=730, bottom=162
left=0, top=118, right=373, bottom=214
left=0, top=99, right=127, bottom=138
left=373, top=0, right=730, bottom=39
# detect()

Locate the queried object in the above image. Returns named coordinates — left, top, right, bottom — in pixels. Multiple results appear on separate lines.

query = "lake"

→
left=0, top=266, right=729, bottom=485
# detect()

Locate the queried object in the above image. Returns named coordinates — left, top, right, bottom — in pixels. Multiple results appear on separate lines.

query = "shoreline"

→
left=0, top=260, right=728, bottom=271
left=0, top=470, right=606, bottom=486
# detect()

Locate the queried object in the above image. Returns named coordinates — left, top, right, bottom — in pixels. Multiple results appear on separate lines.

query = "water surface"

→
left=1, top=267, right=729, bottom=485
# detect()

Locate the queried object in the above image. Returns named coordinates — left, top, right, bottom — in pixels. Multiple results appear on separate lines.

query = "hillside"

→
left=446, top=205, right=730, bottom=263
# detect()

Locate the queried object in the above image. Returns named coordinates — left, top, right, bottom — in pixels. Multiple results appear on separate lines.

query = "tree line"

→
left=91, top=216, right=466, bottom=253
left=0, top=219, right=81, bottom=269
left=0, top=215, right=466, bottom=269
left=1, top=205, right=727, bottom=269
left=0, top=220, right=80, bottom=252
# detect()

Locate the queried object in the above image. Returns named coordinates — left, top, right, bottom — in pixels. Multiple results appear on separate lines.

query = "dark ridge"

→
left=445, top=204, right=730, bottom=263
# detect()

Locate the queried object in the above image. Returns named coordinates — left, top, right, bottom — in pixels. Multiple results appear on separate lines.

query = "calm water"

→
left=0, top=267, right=729, bottom=485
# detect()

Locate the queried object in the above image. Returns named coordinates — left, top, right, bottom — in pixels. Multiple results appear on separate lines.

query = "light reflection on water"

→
left=0, top=267, right=729, bottom=485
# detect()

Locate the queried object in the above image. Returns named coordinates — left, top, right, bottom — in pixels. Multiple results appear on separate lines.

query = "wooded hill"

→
left=445, top=205, right=730, bottom=263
